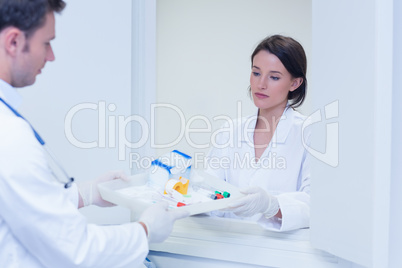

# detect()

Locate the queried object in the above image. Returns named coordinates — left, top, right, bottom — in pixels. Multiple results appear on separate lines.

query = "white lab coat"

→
left=206, top=106, right=311, bottom=232
left=0, top=79, right=148, bottom=268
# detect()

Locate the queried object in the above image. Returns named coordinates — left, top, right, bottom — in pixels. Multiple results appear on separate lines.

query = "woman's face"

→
left=250, top=50, right=301, bottom=113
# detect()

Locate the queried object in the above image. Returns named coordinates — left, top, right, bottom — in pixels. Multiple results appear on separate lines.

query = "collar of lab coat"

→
left=0, top=79, right=22, bottom=109
left=240, top=106, right=294, bottom=145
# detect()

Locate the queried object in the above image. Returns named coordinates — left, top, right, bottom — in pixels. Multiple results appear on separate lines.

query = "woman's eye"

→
left=271, top=76, right=279, bottom=81
left=252, top=72, right=260, bottom=77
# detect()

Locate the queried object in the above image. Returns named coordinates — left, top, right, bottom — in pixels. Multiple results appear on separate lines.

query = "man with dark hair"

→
left=0, top=1, right=189, bottom=267
left=0, top=0, right=65, bottom=35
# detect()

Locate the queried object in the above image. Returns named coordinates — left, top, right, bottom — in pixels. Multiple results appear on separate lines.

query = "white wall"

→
left=18, top=0, right=133, bottom=224
left=310, top=0, right=394, bottom=266
left=389, top=0, right=402, bottom=266
left=155, top=0, right=312, bottom=162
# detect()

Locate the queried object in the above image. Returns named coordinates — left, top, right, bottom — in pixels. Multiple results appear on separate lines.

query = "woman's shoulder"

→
left=286, top=108, right=309, bottom=126
left=285, top=108, right=312, bottom=141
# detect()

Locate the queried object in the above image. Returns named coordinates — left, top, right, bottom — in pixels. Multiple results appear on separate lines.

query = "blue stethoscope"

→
left=0, top=97, right=74, bottom=188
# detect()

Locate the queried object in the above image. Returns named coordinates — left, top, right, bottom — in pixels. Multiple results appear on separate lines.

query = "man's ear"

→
left=3, top=27, right=25, bottom=56
left=290, top=77, right=303, bottom=92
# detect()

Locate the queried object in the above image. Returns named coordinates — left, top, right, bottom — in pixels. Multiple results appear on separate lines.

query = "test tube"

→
left=136, top=191, right=185, bottom=209
left=193, top=182, right=231, bottom=198
left=215, top=190, right=231, bottom=198
left=165, top=188, right=186, bottom=202
left=192, top=185, right=217, bottom=200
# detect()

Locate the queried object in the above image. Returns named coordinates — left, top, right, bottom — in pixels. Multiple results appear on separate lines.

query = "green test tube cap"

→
left=223, top=191, right=231, bottom=198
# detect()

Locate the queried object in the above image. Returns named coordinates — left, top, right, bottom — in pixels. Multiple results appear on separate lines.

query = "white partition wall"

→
left=310, top=0, right=396, bottom=267
left=19, top=0, right=134, bottom=224
left=19, top=0, right=133, bottom=182
left=132, top=0, right=157, bottom=172
left=389, top=1, right=402, bottom=267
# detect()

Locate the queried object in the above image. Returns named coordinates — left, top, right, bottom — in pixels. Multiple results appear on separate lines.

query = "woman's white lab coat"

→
left=0, top=80, right=148, bottom=268
left=206, top=107, right=311, bottom=232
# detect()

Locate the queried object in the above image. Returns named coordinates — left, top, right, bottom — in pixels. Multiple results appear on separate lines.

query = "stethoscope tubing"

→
left=0, top=97, right=74, bottom=188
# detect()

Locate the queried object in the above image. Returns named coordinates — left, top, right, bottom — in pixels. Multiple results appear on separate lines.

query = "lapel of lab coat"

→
left=240, top=106, right=294, bottom=160
left=240, top=107, right=294, bottom=144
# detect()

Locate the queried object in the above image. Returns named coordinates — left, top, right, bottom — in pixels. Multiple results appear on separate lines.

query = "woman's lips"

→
left=255, top=92, right=269, bottom=99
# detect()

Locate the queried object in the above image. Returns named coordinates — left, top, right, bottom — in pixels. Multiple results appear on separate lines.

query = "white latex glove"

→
left=228, top=187, right=280, bottom=218
left=78, top=170, right=129, bottom=207
left=138, top=201, right=190, bottom=244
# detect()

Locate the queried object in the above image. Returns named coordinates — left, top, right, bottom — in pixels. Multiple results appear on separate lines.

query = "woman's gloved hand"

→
left=138, top=202, right=190, bottom=243
left=78, top=170, right=129, bottom=207
left=228, top=187, right=280, bottom=218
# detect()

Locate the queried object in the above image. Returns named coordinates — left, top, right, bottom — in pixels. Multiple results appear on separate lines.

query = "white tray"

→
left=98, top=170, right=244, bottom=221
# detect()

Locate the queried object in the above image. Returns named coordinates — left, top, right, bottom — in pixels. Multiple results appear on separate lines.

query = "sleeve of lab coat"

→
left=257, top=129, right=311, bottom=232
left=0, top=116, right=148, bottom=268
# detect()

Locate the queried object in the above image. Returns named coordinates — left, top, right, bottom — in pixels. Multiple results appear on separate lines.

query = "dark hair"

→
left=250, top=35, right=307, bottom=108
left=0, top=0, right=66, bottom=38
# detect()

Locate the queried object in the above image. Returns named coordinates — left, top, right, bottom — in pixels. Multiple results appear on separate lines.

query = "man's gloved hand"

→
left=138, top=202, right=190, bottom=244
left=228, top=187, right=280, bottom=218
left=78, top=170, right=129, bottom=207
